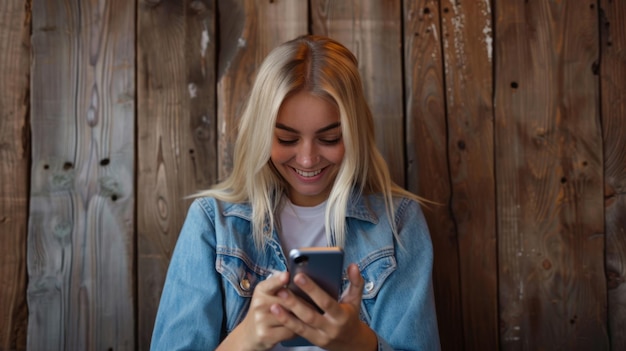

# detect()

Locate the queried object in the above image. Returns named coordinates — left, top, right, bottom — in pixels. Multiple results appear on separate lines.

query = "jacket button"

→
left=364, top=281, right=374, bottom=292
left=240, top=278, right=251, bottom=291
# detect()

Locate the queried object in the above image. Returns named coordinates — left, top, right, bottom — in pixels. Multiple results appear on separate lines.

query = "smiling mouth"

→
left=294, top=168, right=322, bottom=177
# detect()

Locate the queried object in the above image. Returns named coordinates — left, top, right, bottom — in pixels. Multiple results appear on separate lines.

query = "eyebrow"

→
left=275, top=122, right=341, bottom=134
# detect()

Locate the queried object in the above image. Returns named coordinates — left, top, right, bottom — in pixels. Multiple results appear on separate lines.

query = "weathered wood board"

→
left=403, top=1, right=464, bottom=350
left=600, top=0, right=626, bottom=350
left=439, top=0, right=499, bottom=349
left=0, top=1, right=30, bottom=350
left=495, top=2, right=608, bottom=349
left=136, top=0, right=217, bottom=349
left=28, top=0, right=136, bottom=349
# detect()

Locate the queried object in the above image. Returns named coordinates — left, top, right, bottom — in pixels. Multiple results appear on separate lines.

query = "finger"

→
left=256, top=271, right=290, bottom=295
left=271, top=298, right=319, bottom=341
left=268, top=304, right=299, bottom=336
left=290, top=273, right=342, bottom=317
left=274, top=285, right=348, bottom=348
left=340, top=264, right=365, bottom=305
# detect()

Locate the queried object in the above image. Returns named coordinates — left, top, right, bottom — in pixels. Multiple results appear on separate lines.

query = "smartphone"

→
left=280, top=247, right=344, bottom=347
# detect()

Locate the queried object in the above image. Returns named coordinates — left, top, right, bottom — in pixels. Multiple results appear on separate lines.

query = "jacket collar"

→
left=221, top=192, right=378, bottom=224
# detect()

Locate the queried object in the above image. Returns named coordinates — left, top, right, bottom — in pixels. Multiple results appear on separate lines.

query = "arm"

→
left=150, top=199, right=298, bottom=351
left=370, top=199, right=441, bottom=351
left=150, top=199, right=223, bottom=350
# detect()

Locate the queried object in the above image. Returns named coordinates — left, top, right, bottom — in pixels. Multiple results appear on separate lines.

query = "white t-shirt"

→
left=278, top=198, right=328, bottom=258
left=270, top=199, right=327, bottom=351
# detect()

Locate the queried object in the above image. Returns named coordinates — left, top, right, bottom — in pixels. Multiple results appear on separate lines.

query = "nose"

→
left=296, top=141, right=320, bottom=168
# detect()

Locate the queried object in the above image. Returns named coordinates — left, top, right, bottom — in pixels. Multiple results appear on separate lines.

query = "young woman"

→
left=150, top=35, right=440, bottom=351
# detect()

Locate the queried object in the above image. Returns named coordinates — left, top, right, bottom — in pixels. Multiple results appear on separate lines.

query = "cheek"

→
left=328, top=145, right=346, bottom=164
left=270, top=144, right=290, bottom=164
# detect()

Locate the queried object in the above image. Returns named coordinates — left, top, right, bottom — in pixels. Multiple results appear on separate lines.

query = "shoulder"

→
left=352, top=193, right=424, bottom=223
left=187, top=197, right=253, bottom=221
left=393, top=196, right=426, bottom=223
left=178, top=197, right=256, bottom=251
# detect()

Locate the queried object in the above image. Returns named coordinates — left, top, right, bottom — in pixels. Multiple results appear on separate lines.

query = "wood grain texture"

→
left=495, top=2, right=607, bottom=349
left=311, top=0, right=406, bottom=186
left=403, top=1, right=464, bottom=350
left=28, top=0, right=136, bottom=350
left=137, top=0, right=217, bottom=349
left=439, top=1, right=498, bottom=349
left=217, top=0, right=308, bottom=179
left=0, top=1, right=30, bottom=350
left=600, top=1, right=626, bottom=349
left=6, top=2, right=623, bottom=350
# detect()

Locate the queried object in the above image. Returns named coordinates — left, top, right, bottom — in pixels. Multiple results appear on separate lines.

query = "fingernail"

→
left=278, top=290, right=288, bottom=299
left=270, top=304, right=281, bottom=315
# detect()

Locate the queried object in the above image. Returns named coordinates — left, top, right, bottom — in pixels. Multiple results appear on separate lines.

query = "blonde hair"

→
left=196, top=35, right=421, bottom=249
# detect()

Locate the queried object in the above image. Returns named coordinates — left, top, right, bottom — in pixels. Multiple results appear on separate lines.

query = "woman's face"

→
left=271, top=91, right=345, bottom=206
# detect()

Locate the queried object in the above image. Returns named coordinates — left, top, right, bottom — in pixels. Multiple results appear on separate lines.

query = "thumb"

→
left=340, top=263, right=364, bottom=305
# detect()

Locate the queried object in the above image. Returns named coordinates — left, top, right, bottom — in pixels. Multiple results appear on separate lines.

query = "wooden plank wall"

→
left=0, top=1, right=624, bottom=350
left=0, top=1, right=30, bottom=350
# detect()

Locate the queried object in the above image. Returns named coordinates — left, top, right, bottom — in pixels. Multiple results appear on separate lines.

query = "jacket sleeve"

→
left=150, top=199, right=224, bottom=350
left=370, top=199, right=441, bottom=351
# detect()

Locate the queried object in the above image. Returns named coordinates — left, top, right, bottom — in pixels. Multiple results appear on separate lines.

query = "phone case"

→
left=280, top=247, right=344, bottom=347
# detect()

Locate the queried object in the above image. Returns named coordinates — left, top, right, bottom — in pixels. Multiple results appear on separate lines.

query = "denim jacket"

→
left=150, top=193, right=440, bottom=350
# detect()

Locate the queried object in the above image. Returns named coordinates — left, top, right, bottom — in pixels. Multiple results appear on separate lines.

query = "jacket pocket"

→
left=216, top=249, right=269, bottom=331
left=359, top=250, right=397, bottom=299
left=216, top=250, right=266, bottom=297
left=357, top=249, right=397, bottom=324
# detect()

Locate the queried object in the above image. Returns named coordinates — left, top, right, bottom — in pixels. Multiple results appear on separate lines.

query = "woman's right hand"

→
left=216, top=271, right=295, bottom=351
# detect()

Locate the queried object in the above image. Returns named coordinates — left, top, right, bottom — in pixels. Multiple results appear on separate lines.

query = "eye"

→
left=277, top=137, right=298, bottom=145
left=319, top=136, right=342, bottom=145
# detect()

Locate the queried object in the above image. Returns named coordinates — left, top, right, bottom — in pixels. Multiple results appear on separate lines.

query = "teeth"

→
left=295, top=168, right=322, bottom=177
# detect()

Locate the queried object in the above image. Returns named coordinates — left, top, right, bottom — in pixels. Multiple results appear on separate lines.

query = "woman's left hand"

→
left=270, top=263, right=378, bottom=351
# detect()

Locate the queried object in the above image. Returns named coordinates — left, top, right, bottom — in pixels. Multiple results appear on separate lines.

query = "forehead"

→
left=276, top=91, right=340, bottom=128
